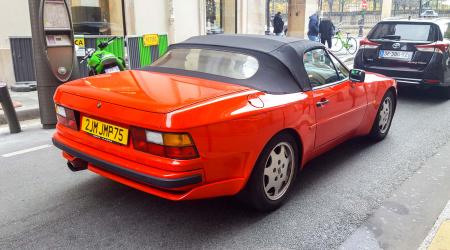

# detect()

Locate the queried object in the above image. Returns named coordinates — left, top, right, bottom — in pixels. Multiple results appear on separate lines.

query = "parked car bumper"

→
left=52, top=132, right=245, bottom=201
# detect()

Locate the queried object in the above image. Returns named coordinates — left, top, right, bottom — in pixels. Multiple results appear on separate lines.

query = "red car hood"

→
left=57, top=70, right=251, bottom=114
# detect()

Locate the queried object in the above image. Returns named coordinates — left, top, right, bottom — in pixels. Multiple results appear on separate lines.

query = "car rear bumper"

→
left=53, top=138, right=203, bottom=189
left=355, top=65, right=446, bottom=87
left=52, top=133, right=245, bottom=200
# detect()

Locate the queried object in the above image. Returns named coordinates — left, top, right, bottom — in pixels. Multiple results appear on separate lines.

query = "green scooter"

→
left=80, top=37, right=126, bottom=76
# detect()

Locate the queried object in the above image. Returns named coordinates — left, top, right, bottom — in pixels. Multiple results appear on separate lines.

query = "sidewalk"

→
left=420, top=201, right=450, bottom=250
left=340, top=142, right=450, bottom=250
left=0, top=90, right=39, bottom=125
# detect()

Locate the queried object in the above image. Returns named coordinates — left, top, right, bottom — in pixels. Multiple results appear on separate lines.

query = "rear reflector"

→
left=424, top=79, right=440, bottom=84
left=360, top=38, right=380, bottom=49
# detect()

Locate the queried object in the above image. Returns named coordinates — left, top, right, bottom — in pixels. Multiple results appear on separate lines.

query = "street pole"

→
left=266, top=0, right=271, bottom=35
left=419, top=0, right=423, bottom=17
left=28, top=0, right=79, bottom=129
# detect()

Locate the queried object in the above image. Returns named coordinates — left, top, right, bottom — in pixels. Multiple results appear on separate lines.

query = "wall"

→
left=132, top=0, right=168, bottom=35
left=0, top=0, right=31, bottom=49
left=245, top=0, right=265, bottom=34
left=0, top=0, right=31, bottom=84
left=173, top=0, right=201, bottom=42
left=287, top=0, right=318, bottom=38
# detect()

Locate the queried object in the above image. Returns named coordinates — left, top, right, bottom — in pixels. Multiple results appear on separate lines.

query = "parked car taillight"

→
left=131, top=127, right=199, bottom=160
left=416, top=42, right=449, bottom=53
left=55, top=105, right=78, bottom=130
left=360, top=38, right=380, bottom=49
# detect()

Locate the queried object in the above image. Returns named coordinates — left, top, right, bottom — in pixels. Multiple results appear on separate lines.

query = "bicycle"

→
left=330, top=28, right=358, bottom=55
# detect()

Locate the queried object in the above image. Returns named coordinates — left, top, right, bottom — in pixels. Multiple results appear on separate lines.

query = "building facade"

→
left=0, top=0, right=322, bottom=85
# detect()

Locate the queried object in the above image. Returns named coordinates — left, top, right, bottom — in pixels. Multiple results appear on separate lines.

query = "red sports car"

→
left=53, top=35, right=397, bottom=211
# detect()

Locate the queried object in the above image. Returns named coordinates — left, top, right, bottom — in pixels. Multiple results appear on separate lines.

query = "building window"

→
left=206, top=0, right=236, bottom=34
left=71, top=0, right=124, bottom=35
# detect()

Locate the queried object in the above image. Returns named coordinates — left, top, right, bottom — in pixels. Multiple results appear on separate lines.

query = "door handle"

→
left=316, top=99, right=330, bottom=107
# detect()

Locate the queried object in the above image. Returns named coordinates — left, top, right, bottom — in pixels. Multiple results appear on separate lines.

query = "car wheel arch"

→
left=250, top=128, right=304, bottom=175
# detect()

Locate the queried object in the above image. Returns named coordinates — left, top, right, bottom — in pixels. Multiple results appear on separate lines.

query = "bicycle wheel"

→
left=330, top=36, right=343, bottom=53
left=346, top=37, right=358, bottom=55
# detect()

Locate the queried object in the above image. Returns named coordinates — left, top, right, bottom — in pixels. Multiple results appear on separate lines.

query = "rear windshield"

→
left=151, top=48, right=259, bottom=80
left=369, top=23, right=437, bottom=42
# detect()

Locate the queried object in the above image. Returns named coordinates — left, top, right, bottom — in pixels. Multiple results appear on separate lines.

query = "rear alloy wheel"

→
left=369, top=91, right=395, bottom=141
left=346, top=37, right=358, bottom=55
left=240, top=133, right=298, bottom=212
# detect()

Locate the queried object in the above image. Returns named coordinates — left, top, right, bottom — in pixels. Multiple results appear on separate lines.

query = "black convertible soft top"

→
left=143, top=34, right=325, bottom=93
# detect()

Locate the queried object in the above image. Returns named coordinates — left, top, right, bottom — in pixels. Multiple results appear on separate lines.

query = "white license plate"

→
left=104, top=66, right=120, bottom=73
left=379, top=50, right=413, bottom=61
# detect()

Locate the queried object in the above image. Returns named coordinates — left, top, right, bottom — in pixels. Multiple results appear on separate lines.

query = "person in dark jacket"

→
left=319, top=18, right=335, bottom=49
left=273, top=12, right=284, bottom=36
left=307, top=12, right=320, bottom=41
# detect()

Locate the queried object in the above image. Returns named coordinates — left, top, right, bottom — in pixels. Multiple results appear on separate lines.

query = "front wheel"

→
left=369, top=91, right=396, bottom=141
left=239, top=133, right=299, bottom=212
left=346, top=37, right=358, bottom=55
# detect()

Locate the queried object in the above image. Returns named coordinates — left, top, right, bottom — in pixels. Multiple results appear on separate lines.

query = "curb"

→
left=0, top=107, right=40, bottom=125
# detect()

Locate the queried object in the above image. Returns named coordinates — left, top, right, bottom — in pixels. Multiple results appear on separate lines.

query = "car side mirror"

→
left=349, top=69, right=366, bottom=82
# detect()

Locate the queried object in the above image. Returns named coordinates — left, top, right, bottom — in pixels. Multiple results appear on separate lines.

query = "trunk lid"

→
left=59, top=70, right=250, bottom=114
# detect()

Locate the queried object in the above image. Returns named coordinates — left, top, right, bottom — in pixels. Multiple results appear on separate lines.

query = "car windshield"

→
left=369, top=23, right=436, bottom=42
left=151, top=48, right=259, bottom=80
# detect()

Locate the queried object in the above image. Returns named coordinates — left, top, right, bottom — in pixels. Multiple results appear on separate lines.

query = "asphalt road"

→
left=1, top=88, right=450, bottom=249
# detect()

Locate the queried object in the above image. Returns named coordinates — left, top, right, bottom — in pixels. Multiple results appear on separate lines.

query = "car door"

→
left=303, top=49, right=367, bottom=148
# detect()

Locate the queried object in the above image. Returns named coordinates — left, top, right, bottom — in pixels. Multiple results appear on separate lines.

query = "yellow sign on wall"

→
left=74, top=37, right=85, bottom=47
left=143, top=34, right=159, bottom=46
left=74, top=36, right=85, bottom=57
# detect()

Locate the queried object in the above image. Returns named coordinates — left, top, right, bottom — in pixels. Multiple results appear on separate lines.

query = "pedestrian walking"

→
left=319, top=18, right=335, bottom=49
left=273, top=12, right=284, bottom=36
left=307, top=12, right=320, bottom=41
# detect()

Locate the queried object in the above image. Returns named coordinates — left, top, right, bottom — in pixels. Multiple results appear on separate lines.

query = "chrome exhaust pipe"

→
left=67, top=159, right=88, bottom=172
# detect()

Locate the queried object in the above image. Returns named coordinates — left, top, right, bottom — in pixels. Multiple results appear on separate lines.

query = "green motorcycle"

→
left=80, top=37, right=126, bottom=76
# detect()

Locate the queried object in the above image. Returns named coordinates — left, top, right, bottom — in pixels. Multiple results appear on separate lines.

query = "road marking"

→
left=420, top=201, right=450, bottom=250
left=1, top=144, right=52, bottom=158
left=428, top=220, right=450, bottom=250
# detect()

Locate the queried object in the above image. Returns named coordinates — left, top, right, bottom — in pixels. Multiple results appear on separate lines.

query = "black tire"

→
left=369, top=91, right=396, bottom=141
left=239, top=133, right=299, bottom=212
left=440, top=86, right=450, bottom=99
left=346, top=37, right=358, bottom=55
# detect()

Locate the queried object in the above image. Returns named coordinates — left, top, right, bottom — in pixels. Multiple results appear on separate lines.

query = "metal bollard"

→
left=0, top=82, right=21, bottom=133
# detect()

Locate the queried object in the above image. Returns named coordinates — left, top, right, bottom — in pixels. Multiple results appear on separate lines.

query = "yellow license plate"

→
left=81, top=116, right=129, bottom=145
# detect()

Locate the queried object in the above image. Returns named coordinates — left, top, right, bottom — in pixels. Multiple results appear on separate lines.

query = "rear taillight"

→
left=55, top=104, right=78, bottom=130
left=424, top=79, right=440, bottom=84
left=131, top=127, right=199, bottom=160
left=416, top=42, right=449, bottom=53
left=360, top=38, right=380, bottom=49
